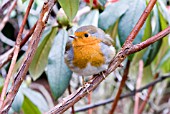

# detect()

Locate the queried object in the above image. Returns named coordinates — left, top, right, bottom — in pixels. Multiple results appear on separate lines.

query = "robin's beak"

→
left=69, top=35, right=77, bottom=39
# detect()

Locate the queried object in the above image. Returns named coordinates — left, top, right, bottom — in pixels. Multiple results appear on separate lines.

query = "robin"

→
left=64, top=25, right=116, bottom=79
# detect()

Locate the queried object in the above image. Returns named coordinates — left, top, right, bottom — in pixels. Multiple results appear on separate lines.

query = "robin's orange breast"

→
left=72, top=37, right=105, bottom=69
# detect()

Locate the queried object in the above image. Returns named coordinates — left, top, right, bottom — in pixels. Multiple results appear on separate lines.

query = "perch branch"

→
left=134, top=60, right=144, bottom=114
left=45, top=0, right=159, bottom=113
left=109, top=60, right=130, bottom=114
left=0, top=0, right=55, bottom=113
left=0, top=0, right=34, bottom=107
left=75, top=74, right=170, bottom=112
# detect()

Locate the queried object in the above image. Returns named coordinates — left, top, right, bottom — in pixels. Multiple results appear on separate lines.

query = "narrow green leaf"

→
left=29, top=27, right=58, bottom=80
left=118, top=0, right=146, bottom=45
left=22, top=88, right=49, bottom=112
left=22, top=96, right=41, bottom=114
left=58, top=0, right=79, bottom=21
left=98, top=1, right=129, bottom=30
left=0, top=77, right=4, bottom=93
left=79, top=9, right=99, bottom=27
left=154, top=3, right=170, bottom=70
left=158, top=50, right=170, bottom=73
left=142, top=65, right=153, bottom=86
left=46, top=29, right=72, bottom=100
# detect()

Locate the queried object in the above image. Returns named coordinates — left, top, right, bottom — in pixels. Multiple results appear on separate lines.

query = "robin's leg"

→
left=81, top=76, right=90, bottom=93
left=82, top=76, right=85, bottom=87
left=101, top=72, right=106, bottom=79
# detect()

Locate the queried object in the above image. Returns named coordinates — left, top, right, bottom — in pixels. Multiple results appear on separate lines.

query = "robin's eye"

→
left=84, top=33, right=88, bottom=37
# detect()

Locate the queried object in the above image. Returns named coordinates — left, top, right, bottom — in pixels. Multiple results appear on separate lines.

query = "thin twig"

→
left=75, top=74, right=170, bottom=112
left=109, top=60, right=130, bottom=114
left=134, top=60, right=144, bottom=114
left=138, top=73, right=159, bottom=114
left=0, top=0, right=34, bottom=107
left=122, top=0, right=157, bottom=48
left=0, top=22, right=37, bottom=69
left=88, top=92, right=92, bottom=114
left=127, top=27, right=170, bottom=55
left=68, top=85, right=75, bottom=114
left=0, top=0, right=17, bottom=31
left=0, top=0, right=55, bottom=113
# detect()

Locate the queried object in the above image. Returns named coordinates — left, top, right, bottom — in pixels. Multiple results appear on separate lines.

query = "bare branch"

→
left=0, top=0, right=55, bottom=113
left=0, top=0, right=34, bottom=107
left=109, top=60, right=130, bottom=114
left=134, top=60, right=144, bottom=114
left=138, top=73, right=159, bottom=114
left=122, top=0, right=157, bottom=48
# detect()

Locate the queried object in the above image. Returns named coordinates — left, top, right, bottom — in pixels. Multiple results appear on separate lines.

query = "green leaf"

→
left=154, top=3, right=169, bottom=70
left=79, top=9, right=99, bottom=27
left=29, top=27, right=58, bottom=80
left=0, top=77, right=4, bottom=93
left=12, top=90, right=24, bottom=112
left=98, top=1, right=129, bottom=30
left=22, top=88, right=49, bottom=112
left=118, top=0, right=146, bottom=45
left=22, top=96, right=41, bottom=114
left=158, top=50, right=170, bottom=73
left=58, top=0, right=79, bottom=21
left=22, top=0, right=27, bottom=3
left=142, top=65, right=153, bottom=86
left=46, top=29, right=72, bottom=100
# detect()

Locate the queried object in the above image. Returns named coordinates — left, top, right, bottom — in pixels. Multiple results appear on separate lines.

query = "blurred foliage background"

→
left=0, top=0, right=170, bottom=114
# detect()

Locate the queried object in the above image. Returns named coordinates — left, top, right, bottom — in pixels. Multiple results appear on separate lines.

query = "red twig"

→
left=126, top=26, right=170, bottom=55
left=138, top=73, right=159, bottom=114
left=0, top=0, right=55, bottom=113
left=122, top=0, right=157, bottom=48
left=109, top=60, right=131, bottom=114
left=68, top=85, right=75, bottom=114
left=0, top=0, right=17, bottom=31
left=0, top=0, right=34, bottom=107
left=134, top=60, right=144, bottom=114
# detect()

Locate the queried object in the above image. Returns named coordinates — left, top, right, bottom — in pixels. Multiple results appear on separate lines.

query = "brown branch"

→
left=0, top=0, right=55, bottom=113
left=126, top=26, right=170, bottom=55
left=0, top=0, right=17, bottom=31
left=46, top=1, right=158, bottom=113
left=134, top=60, right=144, bottom=114
left=75, top=74, right=170, bottom=112
left=0, top=22, right=37, bottom=69
left=0, top=0, right=34, bottom=107
left=122, top=0, right=157, bottom=48
left=109, top=60, right=130, bottom=114
left=138, top=73, right=159, bottom=114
